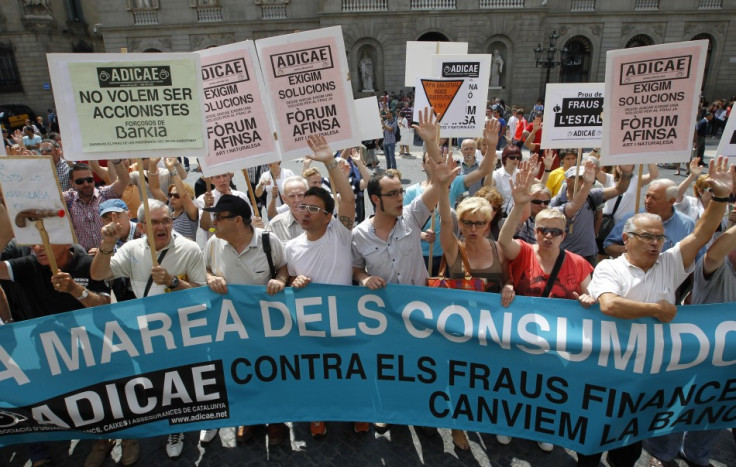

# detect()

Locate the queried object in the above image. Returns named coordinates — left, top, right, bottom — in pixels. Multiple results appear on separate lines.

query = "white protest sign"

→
left=0, top=157, right=75, bottom=245
left=354, top=97, right=383, bottom=141
left=601, top=40, right=708, bottom=166
left=256, top=26, right=360, bottom=161
left=196, top=41, right=280, bottom=177
left=429, top=54, right=491, bottom=137
left=404, top=41, right=468, bottom=87
left=413, top=77, right=465, bottom=134
left=47, top=53, right=208, bottom=161
left=541, top=83, right=604, bottom=149
left=715, top=114, right=736, bottom=165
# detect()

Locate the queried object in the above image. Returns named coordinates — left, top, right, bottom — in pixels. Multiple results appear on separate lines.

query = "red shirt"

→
left=509, top=241, right=593, bottom=299
left=523, top=122, right=559, bottom=178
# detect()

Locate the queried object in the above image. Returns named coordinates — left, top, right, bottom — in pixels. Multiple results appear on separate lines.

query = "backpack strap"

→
left=262, top=231, right=277, bottom=279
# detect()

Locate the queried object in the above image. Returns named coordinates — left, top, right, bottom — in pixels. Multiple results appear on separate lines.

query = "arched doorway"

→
left=691, top=33, right=714, bottom=92
left=559, top=36, right=592, bottom=83
left=417, top=32, right=449, bottom=42
left=626, top=34, right=655, bottom=48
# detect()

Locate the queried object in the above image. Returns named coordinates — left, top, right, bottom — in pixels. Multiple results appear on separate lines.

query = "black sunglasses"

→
left=531, top=199, right=551, bottom=205
left=74, top=177, right=94, bottom=185
left=536, top=226, right=564, bottom=237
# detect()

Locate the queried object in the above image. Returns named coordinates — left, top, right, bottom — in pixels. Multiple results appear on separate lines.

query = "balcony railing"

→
left=634, top=0, right=658, bottom=10
left=480, top=0, right=524, bottom=7
left=410, top=0, right=456, bottom=10
left=698, top=0, right=722, bottom=9
left=570, top=0, right=595, bottom=12
left=133, top=10, right=158, bottom=25
left=262, top=5, right=287, bottom=19
left=342, top=0, right=388, bottom=11
left=197, top=7, right=222, bottom=22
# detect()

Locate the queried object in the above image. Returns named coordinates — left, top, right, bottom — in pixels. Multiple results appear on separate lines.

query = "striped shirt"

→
left=64, top=185, right=120, bottom=251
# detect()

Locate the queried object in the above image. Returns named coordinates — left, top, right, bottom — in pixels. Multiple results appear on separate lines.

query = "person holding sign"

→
left=285, top=134, right=357, bottom=438
left=585, top=156, right=733, bottom=467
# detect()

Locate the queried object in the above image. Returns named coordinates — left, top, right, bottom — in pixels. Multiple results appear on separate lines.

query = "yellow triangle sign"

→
left=420, top=79, right=464, bottom=121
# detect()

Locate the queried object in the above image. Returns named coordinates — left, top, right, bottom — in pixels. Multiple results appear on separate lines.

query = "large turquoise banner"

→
left=0, top=284, right=733, bottom=454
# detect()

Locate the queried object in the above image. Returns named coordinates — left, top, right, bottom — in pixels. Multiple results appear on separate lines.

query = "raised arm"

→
left=109, top=156, right=131, bottom=196
left=675, top=159, right=702, bottom=202
left=436, top=153, right=461, bottom=266
left=412, top=107, right=441, bottom=164
left=350, top=148, right=372, bottom=190
left=679, top=156, right=733, bottom=269
left=524, top=115, right=542, bottom=151
left=464, top=118, right=499, bottom=188
left=497, top=161, right=536, bottom=261
left=89, top=160, right=110, bottom=184
left=640, top=163, right=659, bottom=185
left=146, top=158, right=168, bottom=203
left=560, top=161, right=596, bottom=218
left=601, top=165, right=634, bottom=201
left=306, top=135, right=354, bottom=229
left=90, top=222, right=124, bottom=280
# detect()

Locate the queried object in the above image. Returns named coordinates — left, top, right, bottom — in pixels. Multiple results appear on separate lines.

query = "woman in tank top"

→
left=164, top=158, right=198, bottom=241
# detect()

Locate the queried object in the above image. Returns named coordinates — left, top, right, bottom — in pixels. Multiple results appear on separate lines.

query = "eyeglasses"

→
left=506, top=155, right=521, bottom=161
left=531, top=199, right=551, bottom=205
left=39, top=147, right=54, bottom=153
left=213, top=213, right=238, bottom=221
left=74, top=177, right=94, bottom=185
left=168, top=193, right=180, bottom=199
left=297, top=204, right=329, bottom=214
left=145, top=218, right=173, bottom=227
left=377, top=189, right=405, bottom=199
left=628, top=232, right=667, bottom=243
left=536, top=227, right=565, bottom=237
left=461, top=219, right=488, bottom=228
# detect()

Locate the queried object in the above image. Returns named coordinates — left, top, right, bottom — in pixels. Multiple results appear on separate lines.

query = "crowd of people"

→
left=1, top=97, right=735, bottom=467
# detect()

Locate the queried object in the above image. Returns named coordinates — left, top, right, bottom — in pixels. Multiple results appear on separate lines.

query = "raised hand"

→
left=689, top=157, right=703, bottom=178
left=582, top=160, right=597, bottom=185
left=532, top=115, right=542, bottom=132
left=528, top=153, right=540, bottom=176
left=428, top=148, right=459, bottom=187
left=542, top=149, right=555, bottom=169
left=164, top=157, right=177, bottom=171
left=509, top=160, right=536, bottom=205
left=349, top=147, right=362, bottom=165
left=706, top=155, right=734, bottom=198
left=305, top=135, right=333, bottom=164
left=412, top=107, right=439, bottom=143
left=482, top=118, right=500, bottom=151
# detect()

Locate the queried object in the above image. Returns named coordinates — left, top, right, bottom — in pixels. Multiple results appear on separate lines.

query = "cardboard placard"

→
left=541, top=83, right=604, bottom=149
left=715, top=113, right=736, bottom=165
left=256, top=26, right=360, bottom=161
left=0, top=157, right=75, bottom=245
left=47, top=53, right=208, bottom=160
left=601, top=41, right=707, bottom=165
left=196, top=41, right=280, bottom=177
left=354, top=97, right=383, bottom=142
left=413, top=78, right=465, bottom=133
left=404, top=41, right=468, bottom=87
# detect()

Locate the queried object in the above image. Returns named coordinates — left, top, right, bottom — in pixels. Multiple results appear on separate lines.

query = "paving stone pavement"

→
left=1, top=138, right=733, bottom=466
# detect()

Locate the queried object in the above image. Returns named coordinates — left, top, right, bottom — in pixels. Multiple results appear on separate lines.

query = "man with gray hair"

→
left=584, top=156, right=733, bottom=467
left=603, top=178, right=695, bottom=258
left=90, top=198, right=206, bottom=459
left=268, top=175, right=307, bottom=244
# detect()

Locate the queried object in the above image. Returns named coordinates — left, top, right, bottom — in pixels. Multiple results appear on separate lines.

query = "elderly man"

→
left=268, top=176, right=307, bottom=244
left=203, top=194, right=289, bottom=445
left=285, top=134, right=358, bottom=438
left=98, top=198, right=140, bottom=301
left=64, top=161, right=130, bottom=252
left=459, top=138, right=485, bottom=196
left=583, top=156, right=733, bottom=467
left=90, top=199, right=206, bottom=459
left=603, top=179, right=696, bottom=258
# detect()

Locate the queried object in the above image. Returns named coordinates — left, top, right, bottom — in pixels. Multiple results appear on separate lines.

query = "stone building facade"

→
left=1, top=0, right=735, bottom=116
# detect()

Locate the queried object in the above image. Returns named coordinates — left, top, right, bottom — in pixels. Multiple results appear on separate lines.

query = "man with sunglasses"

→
left=584, top=156, right=733, bottom=467
left=284, top=134, right=358, bottom=438
left=64, top=161, right=130, bottom=252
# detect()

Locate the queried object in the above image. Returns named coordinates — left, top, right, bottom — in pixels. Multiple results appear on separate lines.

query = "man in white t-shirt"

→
left=284, top=134, right=362, bottom=438
left=584, top=156, right=733, bottom=467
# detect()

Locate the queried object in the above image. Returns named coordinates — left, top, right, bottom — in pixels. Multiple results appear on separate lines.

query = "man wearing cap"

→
left=549, top=162, right=634, bottom=266
left=96, top=199, right=140, bottom=301
left=90, top=199, right=206, bottom=459
left=196, top=171, right=254, bottom=250
left=202, top=194, right=289, bottom=446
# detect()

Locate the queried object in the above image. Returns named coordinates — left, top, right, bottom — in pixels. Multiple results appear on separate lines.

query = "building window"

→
left=625, top=34, right=655, bottom=48
left=125, top=0, right=159, bottom=25
left=560, top=35, right=591, bottom=83
left=411, top=0, right=456, bottom=10
left=0, top=44, right=22, bottom=93
left=190, top=0, right=222, bottom=21
left=255, top=0, right=288, bottom=20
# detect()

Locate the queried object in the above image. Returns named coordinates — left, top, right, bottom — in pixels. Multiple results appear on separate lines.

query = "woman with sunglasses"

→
left=437, top=169, right=515, bottom=451
left=495, top=161, right=596, bottom=452
left=149, top=158, right=199, bottom=241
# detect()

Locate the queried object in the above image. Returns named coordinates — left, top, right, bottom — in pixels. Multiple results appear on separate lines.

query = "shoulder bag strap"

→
left=611, top=194, right=623, bottom=215
left=143, top=248, right=169, bottom=297
left=541, top=249, right=566, bottom=298
left=262, top=231, right=277, bottom=279
left=457, top=241, right=473, bottom=280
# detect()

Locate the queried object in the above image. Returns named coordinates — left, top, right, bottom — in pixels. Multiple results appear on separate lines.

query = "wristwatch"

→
left=75, top=288, right=89, bottom=301
left=169, top=276, right=180, bottom=289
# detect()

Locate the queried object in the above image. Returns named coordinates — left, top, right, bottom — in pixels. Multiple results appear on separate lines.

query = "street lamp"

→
left=534, top=30, right=568, bottom=98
